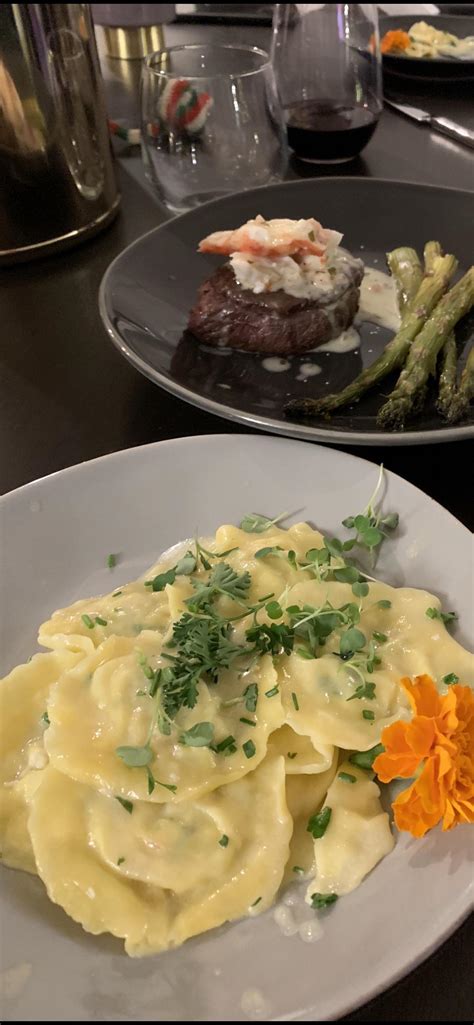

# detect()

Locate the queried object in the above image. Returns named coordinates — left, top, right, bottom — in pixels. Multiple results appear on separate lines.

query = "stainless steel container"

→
left=0, top=4, right=120, bottom=264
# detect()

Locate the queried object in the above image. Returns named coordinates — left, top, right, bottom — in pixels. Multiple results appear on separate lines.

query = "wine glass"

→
left=271, top=3, right=382, bottom=163
left=141, top=44, right=287, bottom=213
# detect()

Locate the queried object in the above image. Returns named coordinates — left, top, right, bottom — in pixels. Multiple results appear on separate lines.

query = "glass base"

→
left=295, top=154, right=357, bottom=164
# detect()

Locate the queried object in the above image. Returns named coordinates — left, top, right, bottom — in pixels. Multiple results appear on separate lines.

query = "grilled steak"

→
left=188, top=257, right=364, bottom=356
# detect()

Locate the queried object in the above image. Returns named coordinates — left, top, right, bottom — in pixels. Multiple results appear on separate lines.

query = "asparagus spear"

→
left=443, top=346, right=474, bottom=424
left=428, top=243, right=459, bottom=418
left=285, top=253, right=457, bottom=420
left=424, top=240, right=442, bottom=273
left=387, top=247, right=423, bottom=312
left=437, top=332, right=458, bottom=417
left=377, top=269, right=474, bottom=429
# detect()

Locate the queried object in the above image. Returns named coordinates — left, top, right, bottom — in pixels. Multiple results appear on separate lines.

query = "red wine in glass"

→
left=286, top=100, right=378, bottom=163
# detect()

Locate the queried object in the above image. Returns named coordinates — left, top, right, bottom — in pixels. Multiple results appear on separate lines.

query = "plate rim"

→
left=1, top=432, right=472, bottom=1022
left=98, top=177, right=474, bottom=448
left=1, top=430, right=472, bottom=546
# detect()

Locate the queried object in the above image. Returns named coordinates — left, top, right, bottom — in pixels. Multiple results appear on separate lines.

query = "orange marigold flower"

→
left=373, top=675, right=474, bottom=838
left=380, top=29, right=411, bottom=55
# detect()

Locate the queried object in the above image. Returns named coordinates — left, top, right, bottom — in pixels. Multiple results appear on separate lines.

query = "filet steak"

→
left=188, top=257, right=364, bottom=356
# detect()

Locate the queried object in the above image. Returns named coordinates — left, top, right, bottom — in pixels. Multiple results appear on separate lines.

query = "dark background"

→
left=0, top=11, right=473, bottom=1023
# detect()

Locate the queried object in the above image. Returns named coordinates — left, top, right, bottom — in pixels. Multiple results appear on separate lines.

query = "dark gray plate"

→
left=99, top=178, right=474, bottom=447
left=380, top=15, right=474, bottom=80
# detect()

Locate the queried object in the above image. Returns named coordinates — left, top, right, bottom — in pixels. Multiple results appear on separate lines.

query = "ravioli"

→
left=284, top=753, right=339, bottom=881
left=27, top=757, right=291, bottom=956
left=0, top=650, right=81, bottom=872
left=278, top=579, right=474, bottom=751
left=306, top=761, right=394, bottom=899
left=45, top=637, right=284, bottom=802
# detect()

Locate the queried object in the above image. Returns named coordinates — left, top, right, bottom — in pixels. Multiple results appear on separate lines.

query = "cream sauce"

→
left=358, top=268, right=401, bottom=332
left=297, top=362, right=322, bottom=381
left=261, top=357, right=291, bottom=373
left=318, top=327, right=360, bottom=354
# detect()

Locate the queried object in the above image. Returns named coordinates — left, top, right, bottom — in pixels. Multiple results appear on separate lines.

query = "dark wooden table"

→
left=1, top=17, right=472, bottom=1023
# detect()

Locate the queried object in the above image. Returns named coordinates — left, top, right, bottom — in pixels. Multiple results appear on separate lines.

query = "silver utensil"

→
left=385, top=99, right=474, bottom=150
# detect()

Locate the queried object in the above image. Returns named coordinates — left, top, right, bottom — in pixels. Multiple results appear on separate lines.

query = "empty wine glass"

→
left=271, top=3, right=382, bottom=163
left=141, top=44, right=287, bottom=213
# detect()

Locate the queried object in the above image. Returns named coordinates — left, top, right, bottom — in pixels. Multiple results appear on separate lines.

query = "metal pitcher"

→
left=0, top=4, right=119, bottom=264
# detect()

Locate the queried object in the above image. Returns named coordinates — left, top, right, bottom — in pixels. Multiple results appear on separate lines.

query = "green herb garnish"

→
left=240, top=513, right=286, bottom=533
left=117, top=857, right=125, bottom=866
left=116, top=744, right=153, bottom=767
left=250, top=896, right=262, bottom=907
left=219, top=834, right=229, bottom=847
left=214, top=735, right=236, bottom=753
left=443, top=672, right=459, bottom=685
left=292, top=865, right=305, bottom=874
left=41, top=711, right=50, bottom=727
left=311, top=892, right=338, bottom=909
left=243, top=682, right=258, bottom=712
left=338, top=772, right=356, bottom=783
left=373, top=631, right=388, bottom=643
left=81, top=614, right=95, bottom=629
left=287, top=752, right=297, bottom=760
left=347, top=681, right=376, bottom=702
left=265, top=685, right=279, bottom=698
left=239, top=717, right=256, bottom=727
left=243, top=739, right=256, bottom=759
left=362, top=709, right=375, bottom=721
left=107, top=553, right=117, bottom=569
left=115, top=796, right=133, bottom=814
left=180, top=722, right=214, bottom=747
left=291, top=691, right=300, bottom=711
left=426, top=607, right=457, bottom=626
left=349, top=743, right=384, bottom=771
left=307, top=806, right=331, bottom=839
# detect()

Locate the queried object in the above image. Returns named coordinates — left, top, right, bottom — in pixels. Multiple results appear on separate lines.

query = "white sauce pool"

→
left=261, top=357, right=291, bottom=373
left=318, top=326, right=360, bottom=354
left=358, top=268, right=401, bottom=332
left=297, top=362, right=322, bottom=381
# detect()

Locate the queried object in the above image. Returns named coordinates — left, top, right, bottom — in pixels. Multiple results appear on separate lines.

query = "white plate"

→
left=1, top=435, right=472, bottom=1022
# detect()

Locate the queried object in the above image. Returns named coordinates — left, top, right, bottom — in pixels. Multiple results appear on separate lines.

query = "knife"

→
left=385, top=99, right=474, bottom=150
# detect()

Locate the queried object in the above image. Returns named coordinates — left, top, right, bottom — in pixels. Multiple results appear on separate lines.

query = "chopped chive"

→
left=41, top=711, right=50, bottom=727
left=218, top=834, right=229, bottom=847
left=372, top=631, right=388, bottom=643
left=239, top=717, right=256, bottom=727
left=287, top=752, right=297, bottom=760
left=311, top=892, right=338, bottom=910
left=251, top=897, right=262, bottom=907
left=377, top=600, right=392, bottom=609
left=112, top=590, right=122, bottom=597
left=338, top=772, right=356, bottom=783
left=292, top=866, right=305, bottom=874
left=95, top=616, right=107, bottom=627
left=117, top=856, right=125, bottom=866
left=265, top=686, right=279, bottom=698
left=214, top=735, right=236, bottom=753
left=443, top=672, right=459, bottom=685
left=307, top=806, right=331, bottom=839
left=291, top=692, right=300, bottom=711
left=115, top=796, right=133, bottom=814
left=243, top=682, right=258, bottom=712
left=243, top=739, right=256, bottom=759
left=107, top=554, right=117, bottom=569
left=81, top=614, right=95, bottom=629
left=362, top=709, right=375, bottom=721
